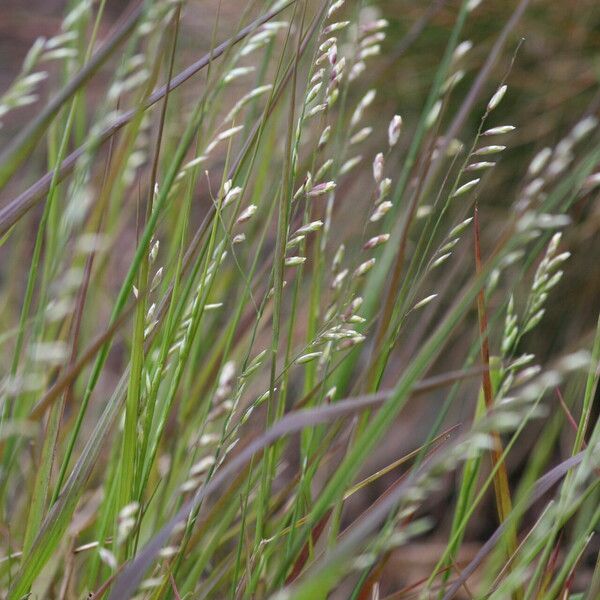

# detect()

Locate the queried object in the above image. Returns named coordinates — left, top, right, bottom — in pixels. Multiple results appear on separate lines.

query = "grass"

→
left=0, top=0, right=599, bottom=598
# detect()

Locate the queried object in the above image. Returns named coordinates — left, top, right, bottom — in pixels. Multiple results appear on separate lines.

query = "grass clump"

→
left=0, top=0, right=598, bottom=598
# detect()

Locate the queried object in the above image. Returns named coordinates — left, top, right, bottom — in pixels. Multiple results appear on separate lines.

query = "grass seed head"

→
left=349, top=61, right=366, bottom=81
left=413, top=294, right=438, bottom=310
left=482, top=125, right=515, bottom=136
left=353, top=258, right=376, bottom=278
left=285, top=256, right=307, bottom=267
left=236, top=204, right=257, bottom=224
left=487, top=84, right=508, bottom=112
left=425, top=100, right=442, bottom=129
left=528, top=147, right=552, bottom=176
left=388, top=114, right=402, bottom=147
left=363, top=233, right=390, bottom=249
left=474, top=144, right=506, bottom=156
left=370, top=200, right=392, bottom=221
left=372, top=152, right=384, bottom=183
left=340, top=155, right=363, bottom=174
left=452, top=178, right=480, bottom=197
left=466, top=161, right=495, bottom=171
left=297, top=352, right=322, bottom=364
left=453, top=40, right=473, bottom=62
left=350, top=126, right=373, bottom=145
left=307, top=181, right=336, bottom=197
left=328, top=0, right=345, bottom=18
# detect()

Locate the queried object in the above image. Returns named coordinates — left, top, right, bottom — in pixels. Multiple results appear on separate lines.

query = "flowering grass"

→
left=0, top=1, right=599, bottom=599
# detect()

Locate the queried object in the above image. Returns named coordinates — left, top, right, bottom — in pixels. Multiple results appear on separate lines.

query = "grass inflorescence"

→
left=0, top=1, right=598, bottom=599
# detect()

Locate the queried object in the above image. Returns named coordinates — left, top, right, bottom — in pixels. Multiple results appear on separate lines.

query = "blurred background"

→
left=1, top=0, right=599, bottom=596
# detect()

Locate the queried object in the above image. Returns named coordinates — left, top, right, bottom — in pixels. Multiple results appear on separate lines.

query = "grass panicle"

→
left=0, top=1, right=598, bottom=599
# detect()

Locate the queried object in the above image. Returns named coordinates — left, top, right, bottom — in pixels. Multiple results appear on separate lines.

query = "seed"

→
left=340, top=155, right=362, bottom=174
left=285, top=256, right=306, bottom=266
left=353, top=258, right=376, bottom=277
left=372, top=152, right=384, bottom=183
left=322, top=21, right=350, bottom=35
left=217, top=125, right=244, bottom=140
left=359, top=45, right=381, bottom=59
left=236, top=204, right=257, bottom=224
left=453, top=40, right=473, bottom=62
left=482, top=125, right=515, bottom=136
left=224, top=66, right=255, bottom=83
left=318, top=126, right=331, bottom=150
left=190, top=456, right=216, bottom=477
left=487, top=84, right=507, bottom=111
left=370, top=201, right=392, bottom=222
left=448, top=217, right=473, bottom=238
left=528, top=147, right=552, bottom=176
left=452, top=178, right=480, bottom=197
left=327, top=1, right=345, bottom=18
left=413, top=294, right=438, bottom=310
left=363, top=233, right=390, bottom=249
left=465, top=161, right=494, bottom=171
left=306, top=81, right=323, bottom=104
left=431, top=252, right=451, bottom=268
left=474, top=145, right=506, bottom=156
left=295, top=220, right=323, bottom=235
left=306, top=103, right=327, bottom=118
left=315, top=159, right=334, bottom=180
left=388, top=114, right=402, bottom=147
left=425, top=100, right=442, bottom=129
left=297, top=352, right=322, bottom=364
left=331, top=269, right=349, bottom=289
left=350, top=127, right=372, bottom=145
left=378, top=178, right=392, bottom=202
left=307, top=181, right=336, bottom=197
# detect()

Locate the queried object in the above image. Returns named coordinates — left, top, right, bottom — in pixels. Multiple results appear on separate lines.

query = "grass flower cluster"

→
left=0, top=1, right=598, bottom=599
